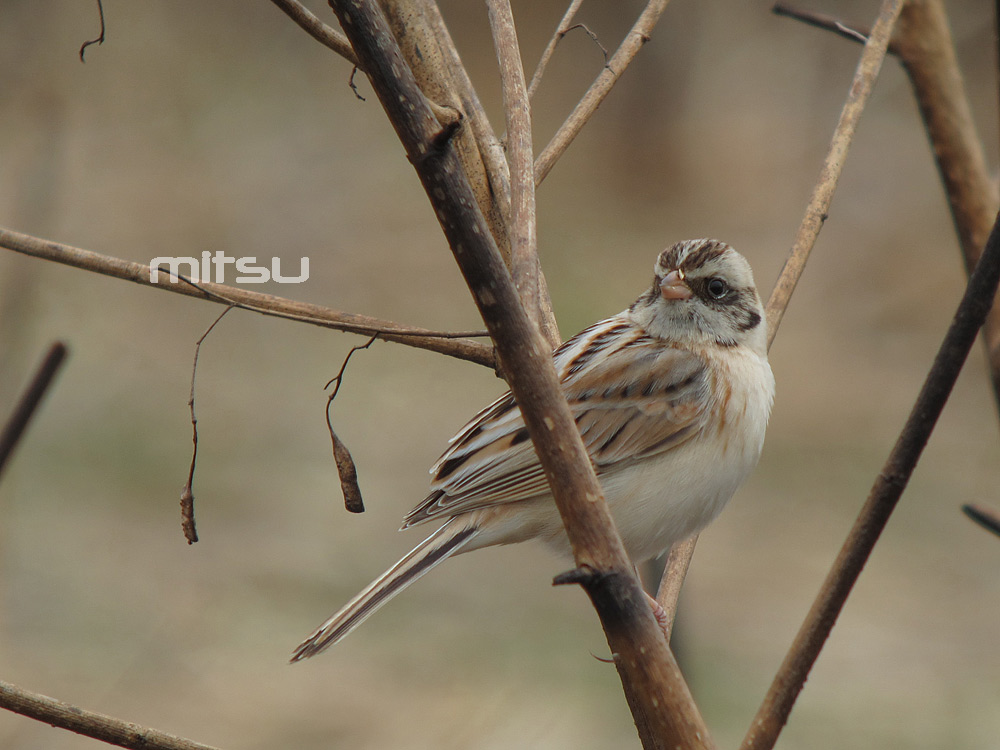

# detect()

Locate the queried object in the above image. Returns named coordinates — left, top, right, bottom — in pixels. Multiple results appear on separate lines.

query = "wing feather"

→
left=402, top=315, right=712, bottom=528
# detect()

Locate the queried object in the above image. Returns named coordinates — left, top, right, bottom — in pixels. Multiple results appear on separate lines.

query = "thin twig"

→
left=267, top=0, right=360, bottom=66
left=764, top=0, right=905, bottom=347
left=655, top=0, right=906, bottom=638
left=324, top=334, right=379, bottom=514
left=487, top=0, right=560, bottom=346
left=79, top=0, right=106, bottom=62
left=962, top=503, right=1000, bottom=538
left=0, top=678, right=221, bottom=750
left=0, top=227, right=494, bottom=367
left=772, top=3, right=891, bottom=51
left=526, top=0, right=585, bottom=101
left=0, top=342, right=68, bottom=481
left=741, top=209, right=1000, bottom=750
left=180, top=307, right=235, bottom=544
left=534, top=0, right=670, bottom=185
left=329, top=1, right=712, bottom=746
left=653, top=535, right=695, bottom=643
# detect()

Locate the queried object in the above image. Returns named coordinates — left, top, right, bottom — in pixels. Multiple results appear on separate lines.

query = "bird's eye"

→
left=706, top=277, right=729, bottom=299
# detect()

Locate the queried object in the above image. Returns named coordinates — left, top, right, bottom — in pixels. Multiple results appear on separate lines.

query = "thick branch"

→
left=379, top=0, right=512, bottom=263
left=328, top=1, right=712, bottom=747
left=0, top=226, right=494, bottom=367
left=0, top=679, right=220, bottom=750
left=894, top=0, right=1000, bottom=414
left=534, top=0, right=671, bottom=185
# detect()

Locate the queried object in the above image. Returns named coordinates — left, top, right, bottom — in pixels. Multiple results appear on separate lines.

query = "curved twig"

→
left=534, top=0, right=671, bottom=185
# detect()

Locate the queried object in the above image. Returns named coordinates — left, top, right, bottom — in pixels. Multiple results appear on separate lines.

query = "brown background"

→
left=1, top=1, right=998, bottom=748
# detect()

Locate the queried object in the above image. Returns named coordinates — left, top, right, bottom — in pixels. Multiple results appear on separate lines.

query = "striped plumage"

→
left=292, top=239, right=774, bottom=660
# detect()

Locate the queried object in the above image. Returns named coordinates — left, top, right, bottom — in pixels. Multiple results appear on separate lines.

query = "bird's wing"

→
left=401, top=317, right=712, bottom=528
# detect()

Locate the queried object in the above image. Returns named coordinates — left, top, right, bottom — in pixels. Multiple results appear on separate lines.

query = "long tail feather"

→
left=291, top=521, right=479, bottom=661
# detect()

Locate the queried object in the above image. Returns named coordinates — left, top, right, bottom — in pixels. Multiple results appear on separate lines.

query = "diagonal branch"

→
left=656, top=0, right=906, bottom=636
left=526, top=0, right=585, bottom=101
left=534, top=0, right=671, bottom=185
left=0, top=226, right=494, bottom=368
left=268, top=0, right=359, bottom=66
left=0, top=678, right=221, bottom=750
left=741, top=208, right=1000, bottom=750
left=0, top=342, right=68, bottom=481
left=328, top=1, right=712, bottom=747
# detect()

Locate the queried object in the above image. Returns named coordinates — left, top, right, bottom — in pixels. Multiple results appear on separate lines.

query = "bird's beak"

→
left=659, top=270, right=692, bottom=301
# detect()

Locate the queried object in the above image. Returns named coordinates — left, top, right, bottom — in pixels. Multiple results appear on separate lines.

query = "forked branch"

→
left=328, top=1, right=711, bottom=746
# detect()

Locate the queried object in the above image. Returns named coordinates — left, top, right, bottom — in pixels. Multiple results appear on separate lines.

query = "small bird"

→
left=292, top=238, right=774, bottom=660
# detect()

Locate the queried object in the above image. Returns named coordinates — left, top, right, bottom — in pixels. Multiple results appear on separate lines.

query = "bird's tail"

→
left=291, top=520, right=479, bottom=661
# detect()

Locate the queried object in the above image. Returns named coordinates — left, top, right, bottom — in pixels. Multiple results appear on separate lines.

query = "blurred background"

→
left=1, top=1, right=999, bottom=748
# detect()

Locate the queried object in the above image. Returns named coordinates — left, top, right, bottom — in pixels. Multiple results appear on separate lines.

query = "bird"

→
left=292, top=238, right=774, bottom=661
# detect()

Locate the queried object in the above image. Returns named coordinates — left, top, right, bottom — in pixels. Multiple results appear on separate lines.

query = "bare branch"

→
left=379, top=0, right=512, bottom=263
left=894, top=0, right=1000, bottom=416
left=420, top=2, right=514, bottom=244
left=0, top=678, right=220, bottom=750
left=772, top=3, right=888, bottom=50
left=328, top=1, right=712, bottom=746
left=268, top=0, right=360, bottom=66
left=534, top=0, right=671, bottom=185
left=764, top=0, right=905, bottom=347
left=526, top=0, right=585, bottom=101
left=0, top=342, right=68, bottom=481
left=962, top=503, right=1000, bottom=538
left=487, top=0, right=560, bottom=346
left=0, top=226, right=494, bottom=368
left=776, top=0, right=1000, bottom=426
left=655, top=0, right=905, bottom=648
left=653, top=535, right=696, bottom=643
left=741, top=222, right=1000, bottom=748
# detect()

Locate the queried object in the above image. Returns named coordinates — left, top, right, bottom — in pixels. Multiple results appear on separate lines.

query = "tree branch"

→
left=775, top=0, right=1000, bottom=421
left=0, top=226, right=494, bottom=367
left=0, top=342, right=68, bottom=481
left=0, top=679, right=221, bottom=750
left=526, top=0, right=585, bottom=102
left=534, top=0, right=671, bottom=185
left=894, top=0, right=1000, bottom=416
left=268, top=0, right=360, bottom=66
left=764, top=0, right=905, bottom=346
left=655, top=0, right=906, bottom=638
left=328, top=1, right=712, bottom=746
left=486, top=0, right=560, bottom=346
left=742, top=206, right=1000, bottom=750
left=379, top=0, right=512, bottom=264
